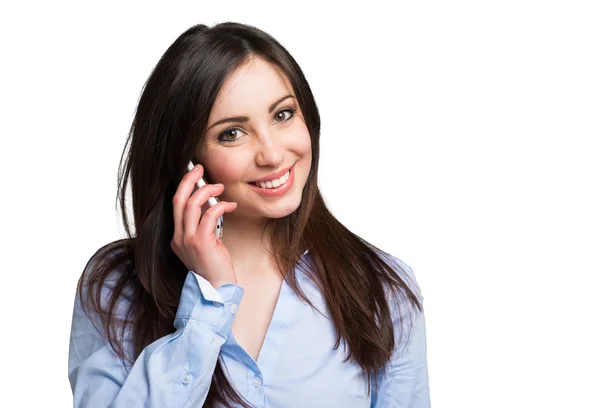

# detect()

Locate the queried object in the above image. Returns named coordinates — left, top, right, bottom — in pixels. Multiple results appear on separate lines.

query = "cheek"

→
left=290, top=124, right=312, bottom=155
left=201, top=154, right=246, bottom=184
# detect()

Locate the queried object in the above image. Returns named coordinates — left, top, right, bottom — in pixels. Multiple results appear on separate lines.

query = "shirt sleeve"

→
left=371, top=255, right=431, bottom=408
left=68, top=269, right=244, bottom=408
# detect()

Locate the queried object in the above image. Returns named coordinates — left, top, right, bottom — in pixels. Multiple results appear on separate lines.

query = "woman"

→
left=68, top=22, right=430, bottom=407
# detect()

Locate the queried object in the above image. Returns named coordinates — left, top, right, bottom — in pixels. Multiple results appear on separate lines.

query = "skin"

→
left=172, top=56, right=312, bottom=286
left=171, top=56, right=313, bottom=360
left=196, top=56, right=312, bottom=280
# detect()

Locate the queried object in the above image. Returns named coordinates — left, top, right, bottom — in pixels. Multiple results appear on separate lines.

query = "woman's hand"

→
left=171, top=164, right=238, bottom=289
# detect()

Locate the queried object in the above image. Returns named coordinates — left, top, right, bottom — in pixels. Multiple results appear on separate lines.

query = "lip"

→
left=248, top=165, right=295, bottom=197
left=251, top=165, right=294, bottom=183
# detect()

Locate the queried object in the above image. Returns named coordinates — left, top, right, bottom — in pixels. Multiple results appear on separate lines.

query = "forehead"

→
left=209, top=57, right=294, bottom=118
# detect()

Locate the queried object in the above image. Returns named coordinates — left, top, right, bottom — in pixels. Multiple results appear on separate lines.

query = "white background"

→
left=1, top=1, right=599, bottom=407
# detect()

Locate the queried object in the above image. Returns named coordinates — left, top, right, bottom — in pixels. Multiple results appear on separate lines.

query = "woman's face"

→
left=197, top=57, right=312, bottom=221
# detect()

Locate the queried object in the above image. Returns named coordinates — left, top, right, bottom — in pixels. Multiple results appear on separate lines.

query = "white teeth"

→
left=255, top=170, right=290, bottom=189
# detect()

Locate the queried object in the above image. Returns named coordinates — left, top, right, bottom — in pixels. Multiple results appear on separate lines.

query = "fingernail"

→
left=194, top=165, right=201, bottom=171
left=215, top=183, right=223, bottom=187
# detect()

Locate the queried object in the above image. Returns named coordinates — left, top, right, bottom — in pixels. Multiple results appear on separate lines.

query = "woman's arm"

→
left=371, top=255, right=431, bottom=408
left=68, top=270, right=243, bottom=408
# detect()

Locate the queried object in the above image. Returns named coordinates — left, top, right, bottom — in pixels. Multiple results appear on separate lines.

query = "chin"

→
left=264, top=197, right=303, bottom=219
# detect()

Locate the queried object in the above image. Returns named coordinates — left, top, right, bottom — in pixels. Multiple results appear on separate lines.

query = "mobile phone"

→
left=187, top=161, right=224, bottom=239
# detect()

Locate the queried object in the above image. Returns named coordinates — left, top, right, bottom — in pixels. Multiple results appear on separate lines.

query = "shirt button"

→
left=212, top=301, right=221, bottom=307
left=252, top=377, right=262, bottom=388
left=182, top=374, right=191, bottom=385
left=230, top=303, right=238, bottom=315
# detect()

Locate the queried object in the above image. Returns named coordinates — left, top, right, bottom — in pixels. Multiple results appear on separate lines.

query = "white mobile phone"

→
left=187, top=161, right=224, bottom=239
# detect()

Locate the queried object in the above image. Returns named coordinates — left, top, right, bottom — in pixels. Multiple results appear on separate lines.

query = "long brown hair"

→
left=78, top=22, right=422, bottom=407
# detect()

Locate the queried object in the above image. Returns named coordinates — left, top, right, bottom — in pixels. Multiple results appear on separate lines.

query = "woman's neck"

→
left=220, top=214, right=276, bottom=279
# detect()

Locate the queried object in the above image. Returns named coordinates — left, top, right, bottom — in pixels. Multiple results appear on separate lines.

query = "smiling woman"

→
left=67, top=22, right=430, bottom=408
left=198, top=59, right=311, bottom=218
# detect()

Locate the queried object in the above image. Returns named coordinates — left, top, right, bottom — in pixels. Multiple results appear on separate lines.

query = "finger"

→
left=183, top=183, right=225, bottom=238
left=197, top=201, right=238, bottom=239
left=172, top=164, right=204, bottom=243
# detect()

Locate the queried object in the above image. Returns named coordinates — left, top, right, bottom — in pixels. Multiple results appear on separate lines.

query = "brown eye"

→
left=217, top=128, right=244, bottom=143
left=273, top=108, right=295, bottom=123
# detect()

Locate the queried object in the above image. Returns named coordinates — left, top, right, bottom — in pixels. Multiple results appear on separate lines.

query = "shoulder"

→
left=80, top=240, right=132, bottom=283
left=76, top=240, right=135, bottom=326
left=72, top=240, right=137, bottom=352
left=69, top=241, right=137, bottom=379
left=372, top=247, right=423, bottom=302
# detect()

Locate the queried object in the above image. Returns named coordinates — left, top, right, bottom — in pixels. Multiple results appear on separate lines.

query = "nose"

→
left=254, top=127, right=285, bottom=168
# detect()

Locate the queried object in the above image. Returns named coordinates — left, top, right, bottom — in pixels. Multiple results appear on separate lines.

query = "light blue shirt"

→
left=68, top=250, right=430, bottom=407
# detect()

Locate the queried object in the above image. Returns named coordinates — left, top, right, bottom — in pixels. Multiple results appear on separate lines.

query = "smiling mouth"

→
left=249, top=168, right=291, bottom=189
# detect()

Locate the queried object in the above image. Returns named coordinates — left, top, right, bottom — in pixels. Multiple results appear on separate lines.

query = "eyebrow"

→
left=207, top=94, right=296, bottom=130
